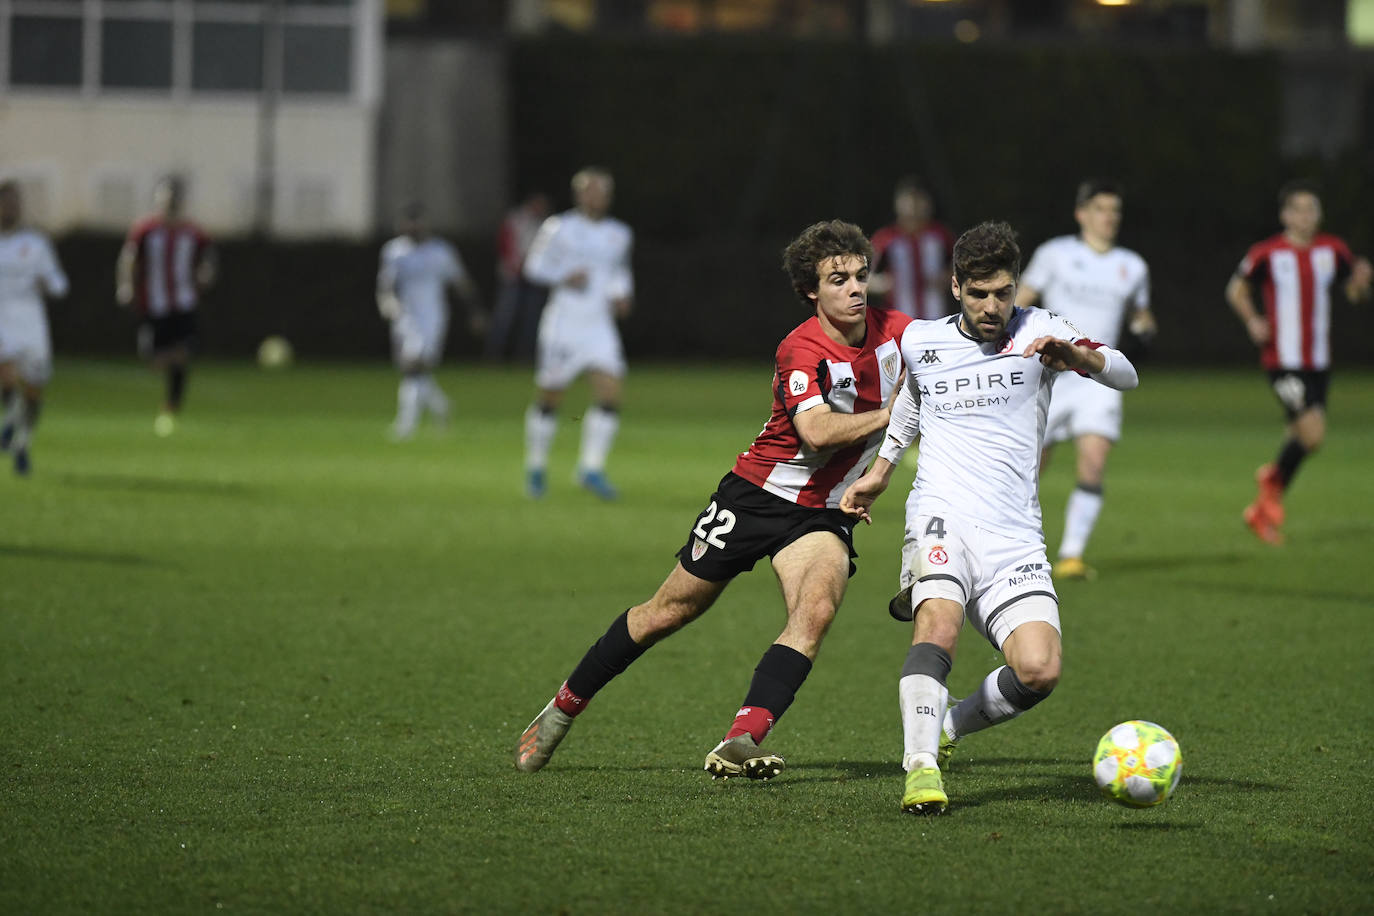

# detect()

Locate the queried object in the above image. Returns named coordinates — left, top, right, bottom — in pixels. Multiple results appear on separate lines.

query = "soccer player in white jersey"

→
left=841, top=221, right=1139, bottom=814
left=1017, top=180, right=1155, bottom=580
left=376, top=202, right=485, bottom=440
left=515, top=220, right=911, bottom=780
left=0, top=181, right=69, bottom=476
left=521, top=167, right=634, bottom=500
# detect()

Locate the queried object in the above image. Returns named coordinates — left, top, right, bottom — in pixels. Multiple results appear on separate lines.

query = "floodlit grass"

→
left=2, top=359, right=1372, bottom=914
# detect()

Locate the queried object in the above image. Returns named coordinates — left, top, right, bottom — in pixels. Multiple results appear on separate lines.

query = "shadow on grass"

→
left=0, top=542, right=165, bottom=567
left=1092, top=551, right=1250, bottom=575
left=58, top=472, right=256, bottom=497
left=1178, top=578, right=1373, bottom=605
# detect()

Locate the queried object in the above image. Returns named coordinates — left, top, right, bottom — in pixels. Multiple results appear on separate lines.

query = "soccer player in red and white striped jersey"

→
left=869, top=179, right=955, bottom=320
left=1226, top=181, right=1372, bottom=544
left=116, top=176, right=216, bottom=436
left=515, top=220, right=911, bottom=780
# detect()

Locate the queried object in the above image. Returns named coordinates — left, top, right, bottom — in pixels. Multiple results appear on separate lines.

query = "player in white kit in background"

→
left=0, top=180, right=70, bottom=476
left=521, top=168, right=634, bottom=501
left=1017, top=180, right=1155, bottom=580
left=376, top=202, right=486, bottom=440
left=841, top=221, right=1139, bottom=814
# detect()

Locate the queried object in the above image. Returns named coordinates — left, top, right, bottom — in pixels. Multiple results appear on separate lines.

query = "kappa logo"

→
left=1014, top=563, right=1047, bottom=573
left=917, top=350, right=941, bottom=365
left=691, top=537, right=709, bottom=561
left=927, top=546, right=948, bottom=566
left=881, top=353, right=900, bottom=378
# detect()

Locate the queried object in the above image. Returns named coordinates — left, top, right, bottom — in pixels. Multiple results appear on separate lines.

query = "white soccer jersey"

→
left=0, top=229, right=67, bottom=328
left=1021, top=235, right=1148, bottom=347
left=881, top=308, right=1135, bottom=541
left=378, top=236, right=467, bottom=329
left=523, top=210, right=633, bottom=338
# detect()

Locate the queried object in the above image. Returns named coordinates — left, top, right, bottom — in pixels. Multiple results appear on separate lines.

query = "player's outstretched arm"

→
left=792, top=403, right=892, bottom=452
left=840, top=457, right=897, bottom=525
left=1346, top=256, right=1373, bottom=303
left=1022, top=336, right=1138, bottom=390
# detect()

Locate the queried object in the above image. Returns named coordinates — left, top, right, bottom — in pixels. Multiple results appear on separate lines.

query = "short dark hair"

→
left=1278, top=179, right=1320, bottom=209
left=782, top=220, right=873, bottom=306
left=1075, top=178, right=1123, bottom=208
left=0, top=179, right=17, bottom=197
left=952, top=221, right=1021, bottom=286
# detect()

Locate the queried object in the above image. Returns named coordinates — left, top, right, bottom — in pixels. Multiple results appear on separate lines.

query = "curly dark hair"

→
left=952, top=220, right=1021, bottom=286
left=782, top=220, right=873, bottom=306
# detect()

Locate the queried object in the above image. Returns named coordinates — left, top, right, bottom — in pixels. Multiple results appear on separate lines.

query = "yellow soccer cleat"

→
left=901, top=766, right=948, bottom=816
left=1053, top=556, right=1096, bottom=580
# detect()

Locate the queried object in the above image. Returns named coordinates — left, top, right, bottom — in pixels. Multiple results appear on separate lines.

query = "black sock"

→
left=167, top=365, right=188, bottom=411
left=997, top=665, right=1052, bottom=710
left=564, top=611, right=648, bottom=703
left=1275, top=439, right=1307, bottom=489
left=23, top=398, right=41, bottom=432
left=740, top=643, right=813, bottom=722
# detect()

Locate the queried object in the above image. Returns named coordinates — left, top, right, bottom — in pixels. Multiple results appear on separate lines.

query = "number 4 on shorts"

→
left=924, top=517, right=947, bottom=539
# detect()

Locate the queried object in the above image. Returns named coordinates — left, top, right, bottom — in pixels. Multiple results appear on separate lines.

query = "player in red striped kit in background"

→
left=869, top=178, right=954, bottom=321
left=1226, top=180, right=1372, bottom=544
left=116, top=175, right=217, bottom=437
left=515, top=220, right=910, bottom=780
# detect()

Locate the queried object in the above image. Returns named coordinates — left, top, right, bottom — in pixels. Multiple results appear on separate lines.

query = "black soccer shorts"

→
left=138, top=311, right=198, bottom=358
left=675, top=472, right=858, bottom=583
left=1266, top=369, right=1329, bottom=420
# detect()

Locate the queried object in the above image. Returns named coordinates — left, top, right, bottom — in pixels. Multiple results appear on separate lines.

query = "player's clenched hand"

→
left=840, top=473, right=887, bottom=525
left=1244, top=315, right=1271, bottom=346
left=1022, top=335, right=1099, bottom=373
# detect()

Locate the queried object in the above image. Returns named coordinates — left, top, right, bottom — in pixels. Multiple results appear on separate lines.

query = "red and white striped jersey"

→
left=871, top=222, right=955, bottom=320
left=126, top=216, right=213, bottom=318
left=732, top=307, right=910, bottom=509
left=1237, top=233, right=1355, bottom=371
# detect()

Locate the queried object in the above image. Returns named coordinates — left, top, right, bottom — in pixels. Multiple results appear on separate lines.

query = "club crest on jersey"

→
left=788, top=370, right=809, bottom=396
left=927, top=546, right=948, bottom=566
left=691, top=537, right=709, bottom=561
left=882, top=353, right=901, bottom=377
left=997, top=336, right=1015, bottom=354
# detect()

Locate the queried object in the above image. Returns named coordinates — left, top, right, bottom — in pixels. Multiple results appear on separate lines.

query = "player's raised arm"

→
left=1346, top=256, right=1373, bottom=303
left=1022, top=335, right=1138, bottom=390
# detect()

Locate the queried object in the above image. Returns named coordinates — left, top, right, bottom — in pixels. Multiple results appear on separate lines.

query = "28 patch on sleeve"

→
left=789, top=370, right=809, bottom=396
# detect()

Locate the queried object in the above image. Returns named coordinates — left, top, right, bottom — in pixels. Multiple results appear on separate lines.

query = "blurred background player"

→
left=521, top=167, right=634, bottom=500
left=376, top=201, right=486, bottom=440
left=1017, top=179, right=1155, bottom=580
left=869, top=178, right=954, bottom=320
left=0, top=180, right=69, bottom=476
left=515, top=219, right=909, bottom=780
left=484, top=190, right=551, bottom=363
left=1226, top=180, right=1373, bottom=545
left=115, top=175, right=216, bottom=437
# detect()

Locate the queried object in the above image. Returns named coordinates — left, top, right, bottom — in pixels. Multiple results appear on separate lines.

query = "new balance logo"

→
left=917, top=350, right=941, bottom=364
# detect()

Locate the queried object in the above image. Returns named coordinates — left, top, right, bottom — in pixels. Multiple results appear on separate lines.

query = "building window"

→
left=102, top=19, right=174, bottom=89
left=9, top=16, right=83, bottom=87
left=283, top=24, right=351, bottom=93
left=193, top=22, right=265, bottom=91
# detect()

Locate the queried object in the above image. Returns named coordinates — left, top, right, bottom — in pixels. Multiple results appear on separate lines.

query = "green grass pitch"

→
left=2, top=359, right=1372, bottom=914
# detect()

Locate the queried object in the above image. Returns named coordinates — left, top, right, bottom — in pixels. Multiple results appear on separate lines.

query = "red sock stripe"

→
left=555, top=682, right=587, bottom=717
left=723, top=705, right=775, bottom=744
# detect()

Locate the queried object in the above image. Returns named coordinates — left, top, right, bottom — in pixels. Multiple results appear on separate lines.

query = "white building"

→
left=0, top=0, right=384, bottom=238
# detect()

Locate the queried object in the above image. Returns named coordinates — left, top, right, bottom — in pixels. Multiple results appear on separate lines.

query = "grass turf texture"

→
left=2, top=360, right=1372, bottom=914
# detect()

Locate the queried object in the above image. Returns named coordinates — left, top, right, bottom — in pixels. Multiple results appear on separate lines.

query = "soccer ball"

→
left=257, top=335, right=294, bottom=369
left=1093, top=720, right=1182, bottom=808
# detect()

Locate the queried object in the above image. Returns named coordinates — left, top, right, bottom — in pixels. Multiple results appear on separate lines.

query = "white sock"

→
left=12, top=399, right=36, bottom=450
left=899, top=674, right=948, bottom=772
left=948, top=666, right=1023, bottom=741
left=577, top=405, right=620, bottom=474
left=525, top=404, right=557, bottom=471
left=1059, top=486, right=1103, bottom=559
left=394, top=378, right=422, bottom=436
left=420, top=375, right=450, bottom=418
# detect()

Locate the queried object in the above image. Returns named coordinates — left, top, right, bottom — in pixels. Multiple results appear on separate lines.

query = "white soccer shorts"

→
left=534, top=321, right=626, bottom=390
left=899, top=512, right=1060, bottom=651
left=391, top=313, right=447, bottom=368
left=1044, top=370, right=1123, bottom=444
left=0, top=321, right=53, bottom=385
